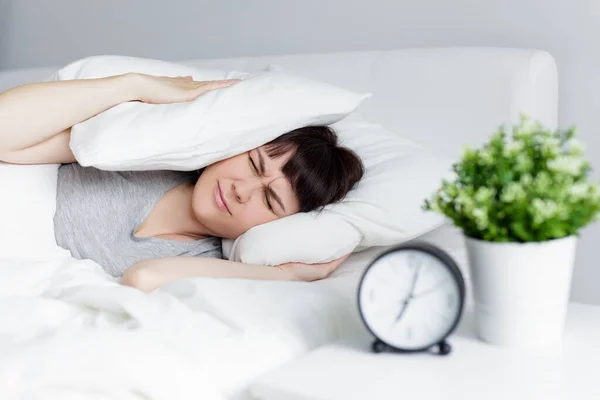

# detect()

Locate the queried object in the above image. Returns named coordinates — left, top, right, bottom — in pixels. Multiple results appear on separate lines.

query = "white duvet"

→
left=0, top=249, right=358, bottom=400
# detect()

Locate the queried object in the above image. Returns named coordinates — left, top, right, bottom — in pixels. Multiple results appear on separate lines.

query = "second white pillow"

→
left=56, top=55, right=370, bottom=172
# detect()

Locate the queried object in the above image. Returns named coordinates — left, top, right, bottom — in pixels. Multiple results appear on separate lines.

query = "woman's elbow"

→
left=121, top=260, right=158, bottom=293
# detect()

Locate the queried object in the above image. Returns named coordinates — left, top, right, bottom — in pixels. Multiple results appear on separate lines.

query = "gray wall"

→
left=1, top=0, right=599, bottom=304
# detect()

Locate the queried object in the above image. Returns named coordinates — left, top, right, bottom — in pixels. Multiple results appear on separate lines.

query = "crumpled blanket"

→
left=0, top=253, right=354, bottom=400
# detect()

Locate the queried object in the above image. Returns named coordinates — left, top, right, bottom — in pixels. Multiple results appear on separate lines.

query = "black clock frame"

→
left=357, top=241, right=466, bottom=356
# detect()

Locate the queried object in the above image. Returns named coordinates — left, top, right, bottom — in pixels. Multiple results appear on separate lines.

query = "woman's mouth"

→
left=216, top=181, right=231, bottom=215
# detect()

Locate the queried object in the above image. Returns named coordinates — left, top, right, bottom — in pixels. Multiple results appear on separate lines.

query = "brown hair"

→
left=264, top=125, right=364, bottom=213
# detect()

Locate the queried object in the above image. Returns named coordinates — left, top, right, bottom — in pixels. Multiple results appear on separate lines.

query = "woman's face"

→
left=192, top=146, right=300, bottom=239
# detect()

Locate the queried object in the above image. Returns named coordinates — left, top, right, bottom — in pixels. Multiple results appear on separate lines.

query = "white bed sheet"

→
left=0, top=251, right=360, bottom=400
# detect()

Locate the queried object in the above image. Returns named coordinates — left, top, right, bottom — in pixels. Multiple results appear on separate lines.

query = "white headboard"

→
left=0, top=47, right=557, bottom=160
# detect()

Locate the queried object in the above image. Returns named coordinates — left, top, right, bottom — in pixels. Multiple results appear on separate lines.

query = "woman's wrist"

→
left=273, top=265, right=299, bottom=281
left=111, top=72, right=145, bottom=103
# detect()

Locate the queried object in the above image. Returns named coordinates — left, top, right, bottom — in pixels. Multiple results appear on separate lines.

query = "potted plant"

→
left=423, top=115, right=600, bottom=348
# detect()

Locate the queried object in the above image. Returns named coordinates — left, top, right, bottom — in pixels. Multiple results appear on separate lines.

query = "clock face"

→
left=358, top=248, right=463, bottom=351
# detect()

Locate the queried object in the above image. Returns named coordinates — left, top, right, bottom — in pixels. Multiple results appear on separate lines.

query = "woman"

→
left=0, top=72, right=364, bottom=292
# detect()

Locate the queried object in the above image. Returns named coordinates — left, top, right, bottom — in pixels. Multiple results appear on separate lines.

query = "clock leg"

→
left=437, top=341, right=452, bottom=356
left=372, top=339, right=388, bottom=353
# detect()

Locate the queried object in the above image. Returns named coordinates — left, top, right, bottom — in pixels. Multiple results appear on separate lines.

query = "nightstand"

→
left=250, top=302, right=600, bottom=400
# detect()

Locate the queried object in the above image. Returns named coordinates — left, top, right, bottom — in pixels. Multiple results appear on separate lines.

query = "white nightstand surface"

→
left=250, top=302, right=600, bottom=400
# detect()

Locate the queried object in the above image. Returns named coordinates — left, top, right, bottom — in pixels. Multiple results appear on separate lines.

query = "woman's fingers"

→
left=327, top=253, right=350, bottom=267
left=324, top=253, right=351, bottom=275
left=190, top=79, right=241, bottom=96
left=167, top=76, right=239, bottom=88
left=204, top=79, right=241, bottom=89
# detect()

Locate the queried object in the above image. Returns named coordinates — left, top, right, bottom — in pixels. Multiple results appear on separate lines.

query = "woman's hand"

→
left=128, top=73, right=240, bottom=104
left=275, top=254, right=351, bottom=282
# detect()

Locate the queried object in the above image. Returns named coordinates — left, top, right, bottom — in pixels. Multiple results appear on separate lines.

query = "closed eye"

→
left=249, top=155, right=258, bottom=174
left=264, top=191, right=273, bottom=211
left=251, top=151, right=283, bottom=215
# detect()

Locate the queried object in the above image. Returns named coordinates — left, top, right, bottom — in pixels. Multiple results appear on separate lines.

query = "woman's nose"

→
left=233, top=179, right=263, bottom=203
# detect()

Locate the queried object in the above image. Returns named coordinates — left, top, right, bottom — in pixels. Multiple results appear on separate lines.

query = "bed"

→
left=0, top=47, right=557, bottom=400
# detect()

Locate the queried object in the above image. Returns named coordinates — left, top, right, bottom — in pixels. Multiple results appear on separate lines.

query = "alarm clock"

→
left=357, top=242, right=465, bottom=356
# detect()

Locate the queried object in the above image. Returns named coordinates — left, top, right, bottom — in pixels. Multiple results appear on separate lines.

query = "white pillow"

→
left=0, top=162, right=67, bottom=261
left=224, top=116, right=454, bottom=265
left=56, top=55, right=369, bottom=171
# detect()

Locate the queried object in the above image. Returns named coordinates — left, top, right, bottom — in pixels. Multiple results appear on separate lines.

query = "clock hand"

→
left=394, top=263, right=422, bottom=322
left=394, top=298, right=410, bottom=322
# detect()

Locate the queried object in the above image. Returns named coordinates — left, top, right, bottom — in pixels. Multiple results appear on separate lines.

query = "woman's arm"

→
left=121, top=254, right=350, bottom=293
left=0, top=74, right=238, bottom=163
left=122, top=257, right=294, bottom=293
left=0, top=75, right=136, bottom=154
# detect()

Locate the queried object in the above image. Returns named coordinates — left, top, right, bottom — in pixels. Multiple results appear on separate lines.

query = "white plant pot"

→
left=465, top=235, right=577, bottom=348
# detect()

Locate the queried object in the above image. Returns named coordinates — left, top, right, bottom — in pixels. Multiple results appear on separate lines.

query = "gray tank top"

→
left=54, top=163, right=222, bottom=277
